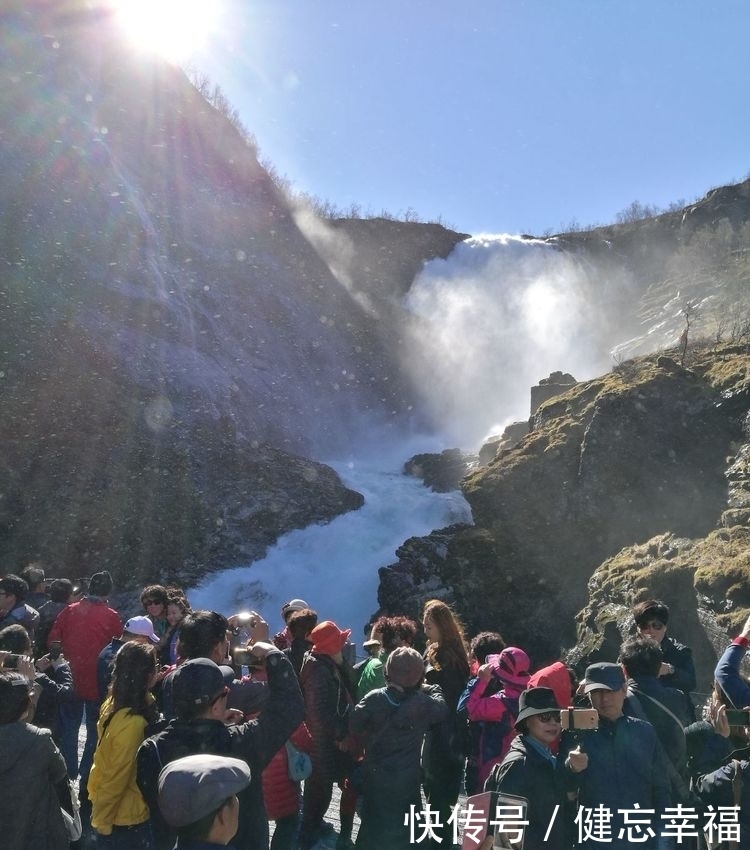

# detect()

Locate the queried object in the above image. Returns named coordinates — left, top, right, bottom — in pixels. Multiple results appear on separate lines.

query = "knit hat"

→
left=124, top=616, right=160, bottom=644
left=172, top=658, right=227, bottom=715
left=281, top=599, right=309, bottom=621
left=310, top=620, right=351, bottom=656
left=486, top=647, right=531, bottom=687
left=88, top=571, right=113, bottom=597
left=384, top=646, right=425, bottom=689
left=514, top=686, right=561, bottom=728
left=158, top=754, right=251, bottom=828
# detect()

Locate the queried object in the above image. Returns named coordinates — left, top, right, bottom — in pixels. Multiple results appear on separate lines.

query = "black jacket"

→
left=422, top=660, right=469, bottom=783
left=298, top=650, right=357, bottom=783
left=660, top=635, right=696, bottom=698
left=136, top=649, right=303, bottom=850
left=625, top=674, right=691, bottom=779
left=485, top=735, right=570, bottom=850
left=350, top=684, right=448, bottom=850
left=693, top=759, right=750, bottom=850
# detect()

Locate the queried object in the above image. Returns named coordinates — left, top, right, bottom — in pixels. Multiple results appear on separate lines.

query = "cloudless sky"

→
left=185, top=0, right=749, bottom=236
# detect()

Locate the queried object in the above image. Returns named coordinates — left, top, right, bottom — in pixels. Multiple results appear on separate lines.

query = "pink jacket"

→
left=466, top=678, right=525, bottom=788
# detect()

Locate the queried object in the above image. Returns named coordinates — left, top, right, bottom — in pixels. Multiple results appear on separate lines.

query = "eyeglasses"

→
left=642, top=620, right=666, bottom=631
left=536, top=712, right=562, bottom=723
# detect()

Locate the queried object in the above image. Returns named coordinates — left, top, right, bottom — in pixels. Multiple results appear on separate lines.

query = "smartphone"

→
left=1, top=653, right=20, bottom=670
left=560, top=708, right=599, bottom=730
left=232, top=647, right=264, bottom=669
left=232, top=647, right=253, bottom=665
left=49, top=641, right=62, bottom=661
left=725, top=709, right=750, bottom=726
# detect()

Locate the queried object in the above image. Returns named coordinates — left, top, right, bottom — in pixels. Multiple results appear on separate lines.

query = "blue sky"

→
left=186, top=0, right=749, bottom=236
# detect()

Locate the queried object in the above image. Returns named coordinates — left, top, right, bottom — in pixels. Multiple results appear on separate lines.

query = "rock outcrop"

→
left=403, top=449, right=478, bottom=492
left=379, top=346, right=750, bottom=678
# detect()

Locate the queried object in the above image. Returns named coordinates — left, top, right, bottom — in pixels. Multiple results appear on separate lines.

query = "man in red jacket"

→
left=48, top=570, right=121, bottom=805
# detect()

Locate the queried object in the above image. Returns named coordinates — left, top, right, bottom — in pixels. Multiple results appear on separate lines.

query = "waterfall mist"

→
left=404, top=234, right=635, bottom=449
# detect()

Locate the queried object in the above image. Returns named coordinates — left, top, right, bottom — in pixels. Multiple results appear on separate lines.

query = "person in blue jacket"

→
left=715, top=612, right=750, bottom=710
left=560, top=662, right=672, bottom=850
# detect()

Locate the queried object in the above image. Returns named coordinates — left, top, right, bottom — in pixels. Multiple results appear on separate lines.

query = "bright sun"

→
left=113, top=0, right=218, bottom=63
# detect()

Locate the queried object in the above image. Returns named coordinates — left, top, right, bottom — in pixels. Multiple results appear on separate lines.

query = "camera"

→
left=725, top=709, right=750, bottom=726
left=235, top=612, right=257, bottom=627
left=231, top=647, right=264, bottom=669
left=49, top=641, right=62, bottom=661
left=560, top=708, right=599, bottom=730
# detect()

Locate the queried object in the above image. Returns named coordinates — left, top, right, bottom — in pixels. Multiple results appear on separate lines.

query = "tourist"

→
left=273, top=598, right=310, bottom=651
left=485, top=686, right=570, bottom=850
left=157, top=753, right=251, bottom=850
left=0, top=670, right=70, bottom=850
left=421, top=598, right=471, bottom=849
left=464, top=645, right=531, bottom=788
left=97, top=615, right=162, bottom=699
left=88, top=640, right=161, bottom=849
left=560, top=661, right=671, bottom=849
left=162, top=591, right=191, bottom=665
left=137, top=640, right=304, bottom=850
left=47, top=569, right=121, bottom=804
left=633, top=598, right=696, bottom=712
left=0, top=573, right=40, bottom=640
left=141, top=585, right=170, bottom=641
left=298, top=619, right=359, bottom=850
left=350, top=646, right=448, bottom=850
left=283, top=607, right=318, bottom=677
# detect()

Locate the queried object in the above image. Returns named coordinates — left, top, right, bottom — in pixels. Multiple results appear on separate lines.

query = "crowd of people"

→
left=2, top=563, right=750, bottom=850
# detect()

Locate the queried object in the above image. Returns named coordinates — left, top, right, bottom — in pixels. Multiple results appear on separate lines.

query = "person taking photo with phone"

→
left=560, top=662, right=672, bottom=850
left=484, top=686, right=571, bottom=850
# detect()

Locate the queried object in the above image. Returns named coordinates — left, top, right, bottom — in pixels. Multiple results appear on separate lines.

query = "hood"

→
left=528, top=661, right=572, bottom=709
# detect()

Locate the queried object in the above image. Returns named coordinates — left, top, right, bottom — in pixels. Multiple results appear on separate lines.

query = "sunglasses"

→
left=536, top=711, right=562, bottom=723
left=641, top=620, right=666, bottom=631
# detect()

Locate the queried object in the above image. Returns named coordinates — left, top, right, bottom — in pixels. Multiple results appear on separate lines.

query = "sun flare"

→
left=113, top=0, right=218, bottom=63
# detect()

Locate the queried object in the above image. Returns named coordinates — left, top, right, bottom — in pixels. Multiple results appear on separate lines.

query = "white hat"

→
left=124, top=615, right=160, bottom=644
left=281, top=599, right=309, bottom=620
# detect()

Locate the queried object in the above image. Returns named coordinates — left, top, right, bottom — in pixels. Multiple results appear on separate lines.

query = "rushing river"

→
left=189, top=437, right=472, bottom=645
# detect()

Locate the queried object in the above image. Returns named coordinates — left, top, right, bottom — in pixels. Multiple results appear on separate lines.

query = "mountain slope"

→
left=0, top=2, right=465, bottom=583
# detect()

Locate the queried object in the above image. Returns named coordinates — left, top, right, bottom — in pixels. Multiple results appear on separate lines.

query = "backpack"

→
left=479, top=693, right=519, bottom=764
left=457, top=677, right=518, bottom=792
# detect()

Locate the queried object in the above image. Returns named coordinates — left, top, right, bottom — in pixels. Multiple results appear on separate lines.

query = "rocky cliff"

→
left=378, top=345, right=750, bottom=683
left=0, top=2, right=465, bottom=585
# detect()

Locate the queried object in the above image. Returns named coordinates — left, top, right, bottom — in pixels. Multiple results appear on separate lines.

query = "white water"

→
left=404, top=234, right=628, bottom=448
left=190, top=234, right=640, bottom=638
left=189, top=437, right=472, bottom=643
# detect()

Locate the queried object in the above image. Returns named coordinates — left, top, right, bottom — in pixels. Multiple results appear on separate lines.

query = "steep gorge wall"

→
left=0, top=4, right=466, bottom=585
left=378, top=349, right=750, bottom=677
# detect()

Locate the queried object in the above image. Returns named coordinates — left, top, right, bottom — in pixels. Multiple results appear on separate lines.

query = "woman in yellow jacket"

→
left=88, top=640, right=160, bottom=849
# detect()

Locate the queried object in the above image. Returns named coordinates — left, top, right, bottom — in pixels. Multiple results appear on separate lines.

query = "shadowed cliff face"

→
left=0, top=3, right=465, bottom=583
